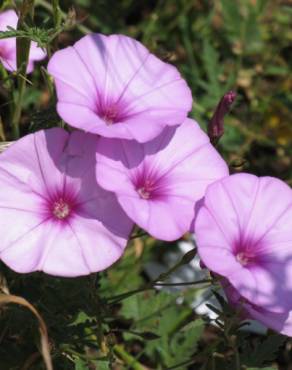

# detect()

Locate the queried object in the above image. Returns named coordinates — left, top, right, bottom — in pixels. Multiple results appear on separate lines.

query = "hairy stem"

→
left=11, top=74, right=27, bottom=138
left=11, top=0, right=35, bottom=138
left=35, top=0, right=91, bottom=34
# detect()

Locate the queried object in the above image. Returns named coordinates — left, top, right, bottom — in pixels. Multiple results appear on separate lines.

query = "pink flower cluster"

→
left=0, top=10, right=291, bottom=336
left=0, top=29, right=228, bottom=277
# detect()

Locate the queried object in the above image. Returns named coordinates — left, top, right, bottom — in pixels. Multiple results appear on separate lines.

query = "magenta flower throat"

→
left=94, top=95, right=130, bottom=126
left=232, top=237, right=267, bottom=267
left=131, top=161, right=171, bottom=201
left=44, top=186, right=78, bottom=222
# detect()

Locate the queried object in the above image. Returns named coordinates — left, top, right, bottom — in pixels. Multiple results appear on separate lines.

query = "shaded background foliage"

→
left=0, top=0, right=291, bottom=369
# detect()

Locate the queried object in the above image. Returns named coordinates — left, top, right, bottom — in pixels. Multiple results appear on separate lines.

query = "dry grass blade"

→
left=0, top=294, right=53, bottom=370
left=0, top=141, right=12, bottom=153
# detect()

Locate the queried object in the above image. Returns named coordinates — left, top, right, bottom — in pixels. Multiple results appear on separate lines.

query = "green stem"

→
left=11, top=0, right=35, bottom=139
left=165, top=357, right=197, bottom=370
left=154, top=279, right=212, bottom=287
left=0, top=63, right=11, bottom=89
left=211, top=354, right=216, bottom=370
left=11, top=75, right=26, bottom=139
left=113, top=345, right=145, bottom=370
left=130, top=231, right=148, bottom=240
left=108, top=271, right=208, bottom=306
left=60, top=345, right=108, bottom=362
left=233, top=346, right=240, bottom=370
left=107, top=248, right=198, bottom=305
left=153, top=248, right=197, bottom=284
left=52, top=0, right=62, bottom=28
left=35, top=0, right=91, bottom=34
left=107, top=286, right=154, bottom=305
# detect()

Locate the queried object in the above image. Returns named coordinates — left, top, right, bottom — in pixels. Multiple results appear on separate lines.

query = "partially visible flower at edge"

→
left=47, top=33, right=192, bottom=142
left=194, top=173, right=292, bottom=316
left=0, top=9, right=46, bottom=73
left=224, top=281, right=292, bottom=336
left=0, top=128, right=133, bottom=277
left=96, top=118, right=229, bottom=241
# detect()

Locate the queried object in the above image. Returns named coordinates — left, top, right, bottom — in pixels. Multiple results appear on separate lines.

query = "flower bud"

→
left=208, top=91, right=236, bottom=145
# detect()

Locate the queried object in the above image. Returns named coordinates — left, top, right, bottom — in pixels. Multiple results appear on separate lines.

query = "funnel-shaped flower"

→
left=47, top=33, right=192, bottom=142
left=96, top=119, right=228, bottom=241
left=0, top=10, right=46, bottom=72
left=194, top=173, right=292, bottom=313
left=0, top=129, right=133, bottom=276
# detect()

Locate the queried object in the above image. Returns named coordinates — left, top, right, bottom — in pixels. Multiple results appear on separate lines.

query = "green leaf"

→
left=205, top=303, right=222, bottom=316
left=170, top=319, right=204, bottom=357
left=145, top=319, right=205, bottom=368
left=220, top=0, right=242, bottom=40
left=74, top=358, right=110, bottom=370
left=201, top=38, right=222, bottom=100
left=247, top=368, right=276, bottom=370
left=70, top=311, right=95, bottom=326
left=241, top=334, right=286, bottom=367
left=219, top=122, right=245, bottom=152
left=74, top=358, right=88, bottom=370
left=121, top=290, right=174, bottom=331
left=99, top=251, right=144, bottom=296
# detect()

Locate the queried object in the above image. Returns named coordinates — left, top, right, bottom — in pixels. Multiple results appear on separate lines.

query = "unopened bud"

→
left=181, top=248, right=197, bottom=264
left=208, top=91, right=236, bottom=145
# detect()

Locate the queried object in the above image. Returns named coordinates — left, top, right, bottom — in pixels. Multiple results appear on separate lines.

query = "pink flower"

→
left=0, top=10, right=46, bottom=73
left=0, top=129, right=133, bottom=276
left=95, top=118, right=229, bottom=241
left=47, top=33, right=192, bottom=142
left=194, top=173, right=292, bottom=313
left=224, top=282, right=292, bottom=336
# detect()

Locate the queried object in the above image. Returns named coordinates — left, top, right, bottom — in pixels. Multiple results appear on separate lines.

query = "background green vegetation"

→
left=0, top=1, right=291, bottom=369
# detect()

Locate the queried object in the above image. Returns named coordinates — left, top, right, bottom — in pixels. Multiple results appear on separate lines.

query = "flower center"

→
left=96, top=96, right=130, bottom=125
left=102, top=105, right=119, bottom=125
left=97, top=104, right=121, bottom=126
left=137, top=187, right=151, bottom=199
left=137, top=180, right=155, bottom=200
left=52, top=198, right=71, bottom=219
left=236, top=252, right=250, bottom=266
left=232, top=237, right=262, bottom=267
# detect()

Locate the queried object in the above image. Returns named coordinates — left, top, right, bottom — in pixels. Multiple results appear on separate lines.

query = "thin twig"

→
left=35, top=0, right=91, bottom=34
left=0, top=142, right=12, bottom=153
left=154, top=279, right=212, bottom=287
left=130, top=231, right=148, bottom=239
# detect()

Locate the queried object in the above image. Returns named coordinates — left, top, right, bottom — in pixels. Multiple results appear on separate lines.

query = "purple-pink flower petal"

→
left=0, top=128, right=133, bottom=276
left=0, top=10, right=46, bottom=73
left=96, top=118, right=229, bottom=241
left=194, top=173, right=292, bottom=313
left=47, top=33, right=192, bottom=142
